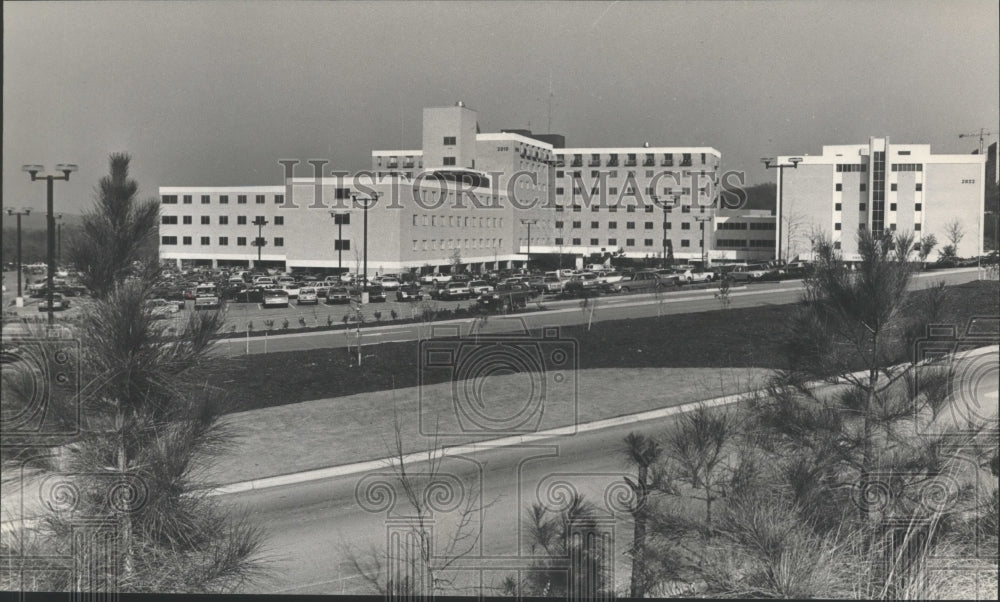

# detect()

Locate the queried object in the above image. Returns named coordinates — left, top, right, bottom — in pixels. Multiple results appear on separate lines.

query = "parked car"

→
left=595, top=270, right=624, bottom=285
left=396, top=283, right=425, bottom=301
left=440, top=281, right=472, bottom=300
left=377, top=276, right=401, bottom=291
left=420, top=273, right=453, bottom=285
left=253, top=276, right=275, bottom=286
left=605, top=270, right=670, bottom=293
left=326, top=286, right=352, bottom=304
left=728, top=264, right=771, bottom=282
left=281, top=282, right=302, bottom=299
left=193, top=284, right=221, bottom=310
left=365, top=285, right=387, bottom=302
left=147, top=298, right=180, bottom=319
left=562, top=272, right=602, bottom=296
left=450, top=273, right=472, bottom=284
left=468, top=280, right=494, bottom=295
left=297, top=287, right=319, bottom=305
left=477, top=283, right=532, bottom=312
left=679, top=268, right=715, bottom=283
left=38, top=293, right=70, bottom=312
left=542, top=275, right=565, bottom=294
left=262, top=288, right=290, bottom=308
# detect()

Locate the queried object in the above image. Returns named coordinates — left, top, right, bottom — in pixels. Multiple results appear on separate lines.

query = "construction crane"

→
left=958, top=128, right=996, bottom=155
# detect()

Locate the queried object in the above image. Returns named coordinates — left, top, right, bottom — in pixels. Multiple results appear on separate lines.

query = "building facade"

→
left=777, top=137, right=986, bottom=261
left=159, top=102, right=734, bottom=275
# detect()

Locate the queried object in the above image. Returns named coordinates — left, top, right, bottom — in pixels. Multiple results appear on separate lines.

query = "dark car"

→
left=365, top=285, right=387, bottom=302
left=396, top=283, right=425, bottom=301
left=326, top=286, right=353, bottom=304
left=477, top=283, right=532, bottom=312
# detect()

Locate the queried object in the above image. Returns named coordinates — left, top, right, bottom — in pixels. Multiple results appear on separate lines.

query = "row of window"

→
left=411, top=215, right=503, bottom=228
left=717, top=222, right=777, bottom=231
left=553, top=237, right=698, bottom=248
left=557, top=186, right=698, bottom=196
left=556, top=152, right=708, bottom=168
left=834, top=183, right=922, bottom=192
left=411, top=239, right=502, bottom=251
left=555, top=204, right=706, bottom=213
left=835, top=202, right=923, bottom=212
left=834, top=223, right=922, bottom=232
left=556, top=169, right=710, bottom=179
left=554, top=220, right=706, bottom=231
left=161, top=215, right=286, bottom=226
left=717, top=239, right=776, bottom=248
left=162, top=194, right=286, bottom=205
left=161, top=236, right=286, bottom=247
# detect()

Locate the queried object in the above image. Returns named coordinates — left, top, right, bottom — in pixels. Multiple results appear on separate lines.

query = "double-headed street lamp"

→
left=330, top=211, right=349, bottom=274
left=56, top=213, right=64, bottom=266
left=6, top=208, right=31, bottom=300
left=23, top=163, right=77, bottom=324
left=694, top=214, right=713, bottom=267
left=251, top=216, right=269, bottom=267
left=652, top=194, right=678, bottom=268
left=520, top=218, right=537, bottom=272
left=761, top=157, right=802, bottom=264
left=351, top=192, right=380, bottom=293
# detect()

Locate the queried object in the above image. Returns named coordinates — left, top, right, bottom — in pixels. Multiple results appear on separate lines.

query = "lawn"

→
left=208, top=280, right=998, bottom=414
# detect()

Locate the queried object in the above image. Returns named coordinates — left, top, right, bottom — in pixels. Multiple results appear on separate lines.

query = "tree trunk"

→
left=116, top=407, right=134, bottom=582
left=630, top=465, right=648, bottom=598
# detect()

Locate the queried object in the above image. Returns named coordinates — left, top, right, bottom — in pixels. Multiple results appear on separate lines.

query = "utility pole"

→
left=958, top=128, right=996, bottom=155
left=251, top=216, right=269, bottom=267
left=6, top=208, right=31, bottom=301
left=761, top=157, right=803, bottom=264
left=351, top=192, right=381, bottom=293
left=652, top=195, right=677, bottom=269
left=23, top=163, right=77, bottom=324
left=520, top=218, right=537, bottom=272
left=694, top=214, right=713, bottom=267
left=331, top=211, right=349, bottom=274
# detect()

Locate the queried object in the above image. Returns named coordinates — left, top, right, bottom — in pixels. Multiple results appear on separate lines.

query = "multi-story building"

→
left=159, top=102, right=726, bottom=274
left=776, top=137, right=987, bottom=261
left=712, top=209, right=777, bottom=262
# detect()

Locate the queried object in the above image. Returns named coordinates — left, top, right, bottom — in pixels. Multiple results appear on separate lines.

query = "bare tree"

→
left=943, top=218, right=965, bottom=250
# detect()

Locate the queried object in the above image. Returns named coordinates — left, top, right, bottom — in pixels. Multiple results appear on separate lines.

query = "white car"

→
left=253, top=276, right=275, bottom=286
left=193, top=284, right=221, bottom=310
left=281, top=282, right=301, bottom=298
left=420, top=273, right=453, bottom=285
left=262, top=288, right=290, bottom=308
left=468, top=280, right=494, bottom=295
left=595, top=270, right=624, bottom=284
left=377, top=276, right=401, bottom=290
left=680, top=269, right=715, bottom=283
left=297, top=287, right=319, bottom=305
left=147, top=298, right=180, bottom=319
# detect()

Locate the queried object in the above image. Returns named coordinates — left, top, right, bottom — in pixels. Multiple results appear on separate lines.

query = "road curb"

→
left=206, top=344, right=997, bottom=496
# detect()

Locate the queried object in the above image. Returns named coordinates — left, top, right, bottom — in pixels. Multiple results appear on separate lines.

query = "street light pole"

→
left=330, top=211, right=348, bottom=274
left=695, top=214, right=713, bottom=267
left=251, top=216, right=269, bottom=268
left=652, top=195, right=677, bottom=268
left=351, top=192, right=380, bottom=293
left=6, top=208, right=31, bottom=300
left=761, top=157, right=802, bottom=264
left=520, top=218, right=537, bottom=272
left=56, top=213, right=64, bottom=266
left=23, top=164, right=77, bottom=324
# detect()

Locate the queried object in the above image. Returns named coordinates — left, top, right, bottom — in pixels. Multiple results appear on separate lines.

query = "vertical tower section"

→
left=422, top=102, right=479, bottom=170
left=869, top=136, right=888, bottom=234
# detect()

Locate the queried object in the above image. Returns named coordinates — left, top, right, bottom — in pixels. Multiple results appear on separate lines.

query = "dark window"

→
left=626, top=222, right=635, bottom=229
left=183, top=216, right=193, bottom=225
left=645, top=206, right=654, bottom=213
left=201, top=195, right=210, bottom=204
left=161, top=215, right=178, bottom=225
left=556, top=187, right=564, bottom=195
left=183, top=195, right=192, bottom=204
left=275, top=194, right=284, bottom=204
left=161, top=195, right=178, bottom=204
left=220, top=195, right=229, bottom=204
left=274, top=237, right=284, bottom=247
left=572, top=221, right=581, bottom=228
left=835, top=223, right=842, bottom=231
left=681, top=239, right=690, bottom=247
left=608, top=221, right=617, bottom=229
left=834, top=241, right=842, bottom=249
left=443, top=136, right=456, bottom=145
left=591, top=238, right=600, bottom=245
left=890, top=203, right=897, bottom=211
left=443, top=157, right=456, bottom=166
left=626, top=238, right=635, bottom=246
left=219, top=237, right=228, bottom=245
left=201, top=216, right=210, bottom=225
left=274, top=216, right=284, bottom=226
left=182, top=236, right=192, bottom=245
left=555, top=237, right=564, bottom=245
left=835, top=203, right=842, bottom=211
left=860, top=203, right=867, bottom=211
left=238, top=195, right=247, bottom=204
left=237, top=237, right=247, bottom=246
left=237, top=215, right=247, bottom=225
left=835, top=183, right=843, bottom=191
left=161, top=236, right=177, bottom=245
left=555, top=221, right=564, bottom=229
left=572, top=238, right=581, bottom=245
left=890, top=183, right=897, bottom=192
left=334, top=239, right=351, bottom=250
left=607, top=238, right=616, bottom=245
left=256, top=195, right=265, bottom=204
left=860, top=183, right=867, bottom=192
left=333, top=213, right=350, bottom=225
left=681, top=222, right=691, bottom=230
left=591, top=221, right=599, bottom=228
left=914, top=223, right=921, bottom=231
left=645, top=222, right=653, bottom=229
left=644, top=239, right=653, bottom=246
left=915, top=203, right=922, bottom=211
left=915, top=183, right=923, bottom=191
left=199, top=236, right=209, bottom=245
left=219, top=216, right=228, bottom=225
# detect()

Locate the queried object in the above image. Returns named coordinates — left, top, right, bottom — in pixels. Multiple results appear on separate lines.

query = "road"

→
left=210, top=268, right=983, bottom=356
left=220, top=346, right=998, bottom=595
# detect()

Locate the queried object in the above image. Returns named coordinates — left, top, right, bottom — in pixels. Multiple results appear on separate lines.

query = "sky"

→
left=3, top=0, right=998, bottom=217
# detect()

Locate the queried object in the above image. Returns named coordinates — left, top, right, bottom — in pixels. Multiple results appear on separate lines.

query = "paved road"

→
left=210, top=268, right=983, bottom=357
left=220, top=346, right=998, bottom=595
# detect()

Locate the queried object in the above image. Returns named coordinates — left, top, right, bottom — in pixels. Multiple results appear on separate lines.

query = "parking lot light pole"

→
left=6, top=207, right=31, bottom=300
left=520, top=218, right=537, bottom=272
left=652, top=195, right=677, bottom=268
left=251, top=216, right=269, bottom=268
left=23, top=163, right=77, bottom=324
left=351, top=192, right=380, bottom=293
left=761, top=157, right=802, bottom=264
left=56, top=213, right=64, bottom=266
left=330, top=211, right=348, bottom=274
left=695, top=214, right=713, bottom=267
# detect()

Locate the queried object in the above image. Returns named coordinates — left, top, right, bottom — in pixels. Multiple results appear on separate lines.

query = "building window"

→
left=572, top=221, right=581, bottom=228
left=161, top=215, right=178, bottom=225
left=834, top=241, right=841, bottom=249
left=443, top=136, right=456, bottom=145
left=889, top=203, right=897, bottom=211
left=591, top=221, right=599, bottom=228
left=443, top=157, right=456, bottom=166
left=219, top=237, right=228, bottom=246
left=626, top=205, right=636, bottom=213
left=626, top=222, right=635, bottom=229
left=890, top=183, right=897, bottom=192
left=161, top=236, right=177, bottom=245
left=220, top=195, right=229, bottom=204
left=201, top=195, right=210, bottom=204
left=915, top=183, right=923, bottom=191
left=592, top=206, right=600, bottom=212
left=201, top=216, right=210, bottom=225
left=835, top=183, right=843, bottom=191
left=835, top=203, right=842, bottom=211
left=334, top=240, right=351, bottom=250
left=860, top=203, right=867, bottom=211
left=256, top=195, right=265, bottom=204
left=860, top=183, right=866, bottom=192
left=238, top=195, right=247, bottom=204
left=644, top=239, right=653, bottom=246
left=915, top=203, right=922, bottom=211
left=198, top=236, right=208, bottom=245
left=607, top=238, right=617, bottom=245
left=681, top=239, right=690, bottom=247
left=183, top=195, right=192, bottom=204
left=681, top=205, right=691, bottom=213
left=333, top=213, right=350, bottom=225
left=835, top=223, right=842, bottom=231
left=914, top=223, right=921, bottom=231
left=664, top=222, right=672, bottom=230
left=274, top=237, right=284, bottom=247
left=608, top=221, right=617, bottom=229
left=183, top=216, right=193, bottom=225
left=237, top=216, right=247, bottom=225
left=161, top=195, right=178, bottom=204
left=555, top=221, right=564, bottom=229
left=626, top=238, right=635, bottom=246
left=591, top=238, right=600, bottom=245
left=556, top=187, right=564, bottom=195
left=237, top=237, right=246, bottom=246
left=681, top=222, right=690, bottom=230
left=572, top=238, right=581, bottom=245
left=555, top=237, right=564, bottom=245
left=274, top=216, right=284, bottom=226
left=275, top=194, right=284, bottom=204
left=644, top=222, right=653, bottom=229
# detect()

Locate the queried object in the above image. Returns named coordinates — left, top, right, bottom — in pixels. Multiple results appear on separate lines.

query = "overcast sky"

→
left=4, top=0, right=998, bottom=216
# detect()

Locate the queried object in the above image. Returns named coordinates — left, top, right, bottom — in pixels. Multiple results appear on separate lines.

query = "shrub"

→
left=281, top=318, right=289, bottom=329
